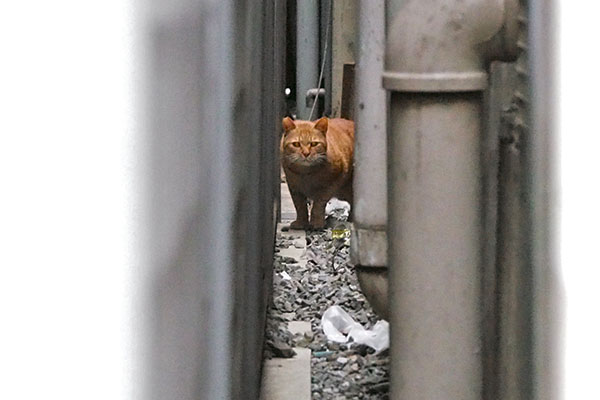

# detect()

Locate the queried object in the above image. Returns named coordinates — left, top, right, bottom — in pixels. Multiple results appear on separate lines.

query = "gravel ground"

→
left=264, top=208, right=390, bottom=399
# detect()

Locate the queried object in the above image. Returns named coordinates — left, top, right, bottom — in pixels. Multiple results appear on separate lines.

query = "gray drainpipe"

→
left=383, top=0, right=520, bottom=398
left=351, top=0, right=389, bottom=320
left=296, top=0, right=319, bottom=120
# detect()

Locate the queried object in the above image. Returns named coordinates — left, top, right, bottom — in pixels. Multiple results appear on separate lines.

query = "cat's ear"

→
left=313, top=117, right=328, bottom=134
left=282, top=117, right=296, bottom=132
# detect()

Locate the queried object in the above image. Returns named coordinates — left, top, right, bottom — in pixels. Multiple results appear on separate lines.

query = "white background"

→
left=0, top=2, right=136, bottom=399
left=560, top=2, right=600, bottom=399
left=0, top=1, right=598, bottom=399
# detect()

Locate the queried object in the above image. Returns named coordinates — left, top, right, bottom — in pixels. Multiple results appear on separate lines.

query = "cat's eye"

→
left=310, top=142, right=319, bottom=147
left=291, top=142, right=300, bottom=147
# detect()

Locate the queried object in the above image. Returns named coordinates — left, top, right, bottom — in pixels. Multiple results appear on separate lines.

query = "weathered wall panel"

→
left=142, top=1, right=284, bottom=399
left=331, top=0, right=357, bottom=118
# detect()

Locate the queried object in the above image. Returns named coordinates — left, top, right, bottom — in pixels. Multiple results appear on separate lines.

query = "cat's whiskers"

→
left=285, top=151, right=327, bottom=168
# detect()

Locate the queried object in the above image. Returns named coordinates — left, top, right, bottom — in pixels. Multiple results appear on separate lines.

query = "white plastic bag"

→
left=325, top=198, right=351, bottom=220
left=320, top=305, right=389, bottom=353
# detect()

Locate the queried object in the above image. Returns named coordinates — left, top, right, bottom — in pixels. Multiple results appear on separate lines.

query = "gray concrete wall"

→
left=140, top=1, right=285, bottom=399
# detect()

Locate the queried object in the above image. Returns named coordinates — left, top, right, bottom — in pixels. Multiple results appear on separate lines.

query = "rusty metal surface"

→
left=296, top=0, right=319, bottom=119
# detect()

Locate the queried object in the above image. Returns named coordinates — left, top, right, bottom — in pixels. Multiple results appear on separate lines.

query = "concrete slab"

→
left=280, top=182, right=296, bottom=222
left=278, top=246, right=306, bottom=266
left=288, top=321, right=312, bottom=337
left=260, top=348, right=311, bottom=400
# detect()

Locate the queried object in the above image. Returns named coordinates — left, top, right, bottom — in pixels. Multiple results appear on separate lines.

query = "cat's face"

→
left=281, top=117, right=328, bottom=169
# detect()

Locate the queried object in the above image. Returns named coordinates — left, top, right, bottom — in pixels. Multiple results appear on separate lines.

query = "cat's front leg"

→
left=309, top=199, right=328, bottom=230
left=289, top=190, right=309, bottom=230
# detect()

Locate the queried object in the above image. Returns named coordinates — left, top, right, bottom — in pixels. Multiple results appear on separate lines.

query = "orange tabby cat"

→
left=280, top=116, right=354, bottom=230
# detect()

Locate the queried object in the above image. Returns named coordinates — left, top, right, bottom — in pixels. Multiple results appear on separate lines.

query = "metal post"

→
left=296, top=0, right=319, bottom=119
left=351, top=0, right=389, bottom=319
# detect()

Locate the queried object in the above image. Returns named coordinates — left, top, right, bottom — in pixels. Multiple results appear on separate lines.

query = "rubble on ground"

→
left=264, top=204, right=389, bottom=399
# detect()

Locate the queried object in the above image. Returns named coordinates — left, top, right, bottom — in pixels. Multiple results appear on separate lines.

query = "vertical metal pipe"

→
left=351, top=0, right=389, bottom=319
left=388, top=92, right=483, bottom=399
left=383, top=0, right=521, bottom=398
left=354, top=0, right=387, bottom=228
left=320, top=0, right=332, bottom=117
left=296, top=0, right=318, bottom=119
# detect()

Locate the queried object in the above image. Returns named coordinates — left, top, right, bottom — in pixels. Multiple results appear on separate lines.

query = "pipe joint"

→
left=383, top=0, right=521, bottom=93
left=352, top=226, right=389, bottom=319
left=351, top=227, right=388, bottom=267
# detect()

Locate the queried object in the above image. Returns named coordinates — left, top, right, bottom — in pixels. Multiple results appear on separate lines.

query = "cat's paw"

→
left=289, top=220, right=309, bottom=230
